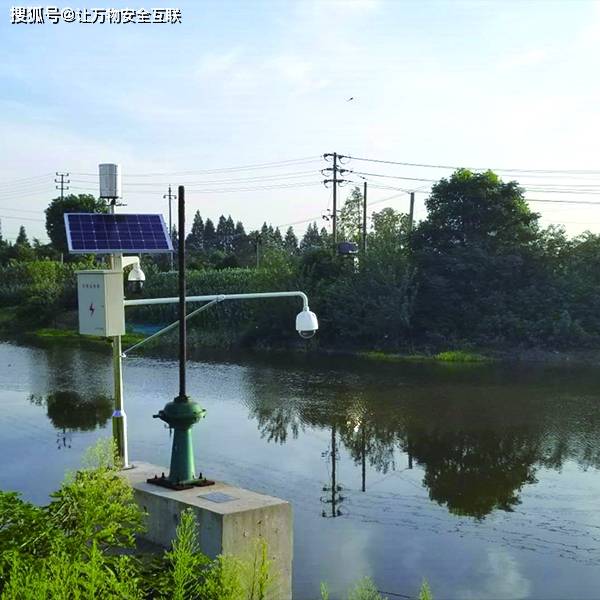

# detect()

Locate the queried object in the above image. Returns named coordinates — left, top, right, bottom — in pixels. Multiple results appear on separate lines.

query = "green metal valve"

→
left=151, top=396, right=210, bottom=488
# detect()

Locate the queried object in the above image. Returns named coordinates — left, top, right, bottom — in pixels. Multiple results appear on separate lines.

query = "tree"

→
left=233, top=221, right=251, bottom=262
left=16, top=225, right=30, bottom=247
left=369, top=207, right=409, bottom=255
left=412, top=169, right=541, bottom=341
left=299, top=222, right=322, bottom=252
left=216, top=215, right=228, bottom=251
left=224, top=216, right=236, bottom=252
left=203, top=218, right=216, bottom=251
left=45, top=194, right=107, bottom=256
left=171, top=225, right=179, bottom=252
left=272, top=227, right=283, bottom=250
left=338, top=186, right=363, bottom=244
left=283, top=226, right=298, bottom=254
left=185, top=211, right=204, bottom=253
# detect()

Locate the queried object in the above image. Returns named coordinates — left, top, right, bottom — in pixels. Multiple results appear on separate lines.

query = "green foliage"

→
left=47, top=442, right=144, bottom=552
left=347, top=577, right=385, bottom=599
left=434, top=350, right=491, bottom=363
left=419, top=580, right=433, bottom=600
left=2, top=543, right=142, bottom=600
left=319, top=576, right=433, bottom=600
left=338, top=186, right=364, bottom=244
left=8, top=168, right=600, bottom=352
left=45, top=194, right=107, bottom=256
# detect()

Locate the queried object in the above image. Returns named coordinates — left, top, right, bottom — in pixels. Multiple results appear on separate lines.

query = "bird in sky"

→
left=346, top=97, right=354, bottom=102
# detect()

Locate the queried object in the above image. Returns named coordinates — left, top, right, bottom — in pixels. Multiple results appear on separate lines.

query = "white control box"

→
left=76, top=270, right=125, bottom=337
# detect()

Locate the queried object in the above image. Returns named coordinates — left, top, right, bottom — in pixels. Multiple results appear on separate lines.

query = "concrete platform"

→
left=122, top=462, right=292, bottom=600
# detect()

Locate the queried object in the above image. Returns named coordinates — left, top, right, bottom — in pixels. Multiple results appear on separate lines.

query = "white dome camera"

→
left=296, top=308, right=319, bottom=339
left=127, top=263, right=146, bottom=294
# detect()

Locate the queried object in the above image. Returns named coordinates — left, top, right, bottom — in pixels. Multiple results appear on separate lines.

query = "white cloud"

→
left=459, top=547, right=532, bottom=600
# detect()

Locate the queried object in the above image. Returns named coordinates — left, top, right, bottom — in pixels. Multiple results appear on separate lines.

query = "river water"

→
left=2, top=339, right=600, bottom=599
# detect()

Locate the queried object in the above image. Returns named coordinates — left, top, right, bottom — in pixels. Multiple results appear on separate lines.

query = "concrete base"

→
left=122, top=462, right=292, bottom=600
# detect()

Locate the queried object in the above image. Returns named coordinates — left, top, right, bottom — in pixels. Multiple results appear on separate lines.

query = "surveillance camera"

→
left=127, top=263, right=145, bottom=295
left=296, top=309, right=318, bottom=339
left=128, top=280, right=144, bottom=294
left=298, top=329, right=316, bottom=339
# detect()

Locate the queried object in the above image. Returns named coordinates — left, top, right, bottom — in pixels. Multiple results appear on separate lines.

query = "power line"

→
left=0, top=214, right=45, bottom=222
left=526, top=198, right=600, bottom=205
left=340, top=154, right=600, bottom=175
left=0, top=205, right=45, bottom=214
left=69, top=169, right=319, bottom=188
left=69, top=181, right=321, bottom=195
left=0, top=173, right=53, bottom=187
left=70, top=156, right=321, bottom=178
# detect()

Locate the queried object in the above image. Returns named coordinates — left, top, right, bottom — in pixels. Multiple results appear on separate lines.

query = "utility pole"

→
left=322, top=153, right=349, bottom=249
left=332, top=153, right=338, bottom=244
left=408, top=192, right=415, bottom=233
left=163, top=185, right=176, bottom=270
left=55, top=172, right=70, bottom=200
left=362, top=181, right=368, bottom=253
left=255, top=233, right=262, bottom=268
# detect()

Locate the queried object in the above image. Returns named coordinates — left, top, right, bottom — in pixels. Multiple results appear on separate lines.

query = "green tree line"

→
left=2, top=169, right=600, bottom=350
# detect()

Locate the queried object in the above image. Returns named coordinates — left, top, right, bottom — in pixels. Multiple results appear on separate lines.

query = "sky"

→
left=1, top=0, right=600, bottom=243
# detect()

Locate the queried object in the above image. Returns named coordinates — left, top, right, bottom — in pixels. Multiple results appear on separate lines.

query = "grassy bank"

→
left=28, top=328, right=145, bottom=349
left=360, top=349, right=494, bottom=364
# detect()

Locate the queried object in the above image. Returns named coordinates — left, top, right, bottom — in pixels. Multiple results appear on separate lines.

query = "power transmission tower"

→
left=55, top=172, right=70, bottom=200
left=323, top=152, right=349, bottom=246
left=163, top=185, right=176, bottom=270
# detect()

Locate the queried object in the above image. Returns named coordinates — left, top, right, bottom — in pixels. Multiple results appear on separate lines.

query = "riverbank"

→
left=3, top=306, right=600, bottom=365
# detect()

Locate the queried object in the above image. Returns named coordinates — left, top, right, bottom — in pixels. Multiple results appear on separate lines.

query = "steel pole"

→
left=178, top=185, right=186, bottom=400
left=169, top=186, right=173, bottom=271
left=112, top=334, right=128, bottom=467
left=109, top=200, right=128, bottom=468
left=150, top=185, right=206, bottom=488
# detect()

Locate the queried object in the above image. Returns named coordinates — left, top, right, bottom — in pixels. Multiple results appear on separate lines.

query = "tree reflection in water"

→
left=30, top=391, right=112, bottom=449
left=244, top=363, right=600, bottom=519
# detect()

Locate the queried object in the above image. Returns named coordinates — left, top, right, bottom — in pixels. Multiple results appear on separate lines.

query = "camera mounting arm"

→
left=122, top=290, right=317, bottom=356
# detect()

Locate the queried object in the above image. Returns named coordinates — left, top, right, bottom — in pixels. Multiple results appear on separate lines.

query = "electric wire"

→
left=70, top=156, right=321, bottom=178
left=340, top=154, right=600, bottom=175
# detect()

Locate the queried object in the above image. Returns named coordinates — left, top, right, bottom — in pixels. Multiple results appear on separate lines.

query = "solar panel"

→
left=64, top=213, right=173, bottom=254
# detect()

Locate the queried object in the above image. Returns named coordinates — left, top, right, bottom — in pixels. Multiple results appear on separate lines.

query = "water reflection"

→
left=245, top=364, right=600, bottom=520
left=320, top=426, right=345, bottom=518
left=30, top=390, right=112, bottom=449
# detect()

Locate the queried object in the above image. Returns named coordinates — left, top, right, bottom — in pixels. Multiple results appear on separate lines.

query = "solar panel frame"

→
left=64, top=213, right=174, bottom=254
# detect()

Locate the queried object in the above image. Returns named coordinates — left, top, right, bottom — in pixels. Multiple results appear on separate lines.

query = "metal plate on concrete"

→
left=198, top=492, right=238, bottom=503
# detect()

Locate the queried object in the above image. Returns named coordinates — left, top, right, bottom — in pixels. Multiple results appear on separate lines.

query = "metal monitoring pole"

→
left=148, top=185, right=208, bottom=490
left=108, top=200, right=128, bottom=469
left=98, top=162, right=129, bottom=468
left=178, top=185, right=186, bottom=400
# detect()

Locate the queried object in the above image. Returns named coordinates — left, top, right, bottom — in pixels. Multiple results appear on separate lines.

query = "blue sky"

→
left=1, top=0, right=599, bottom=242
